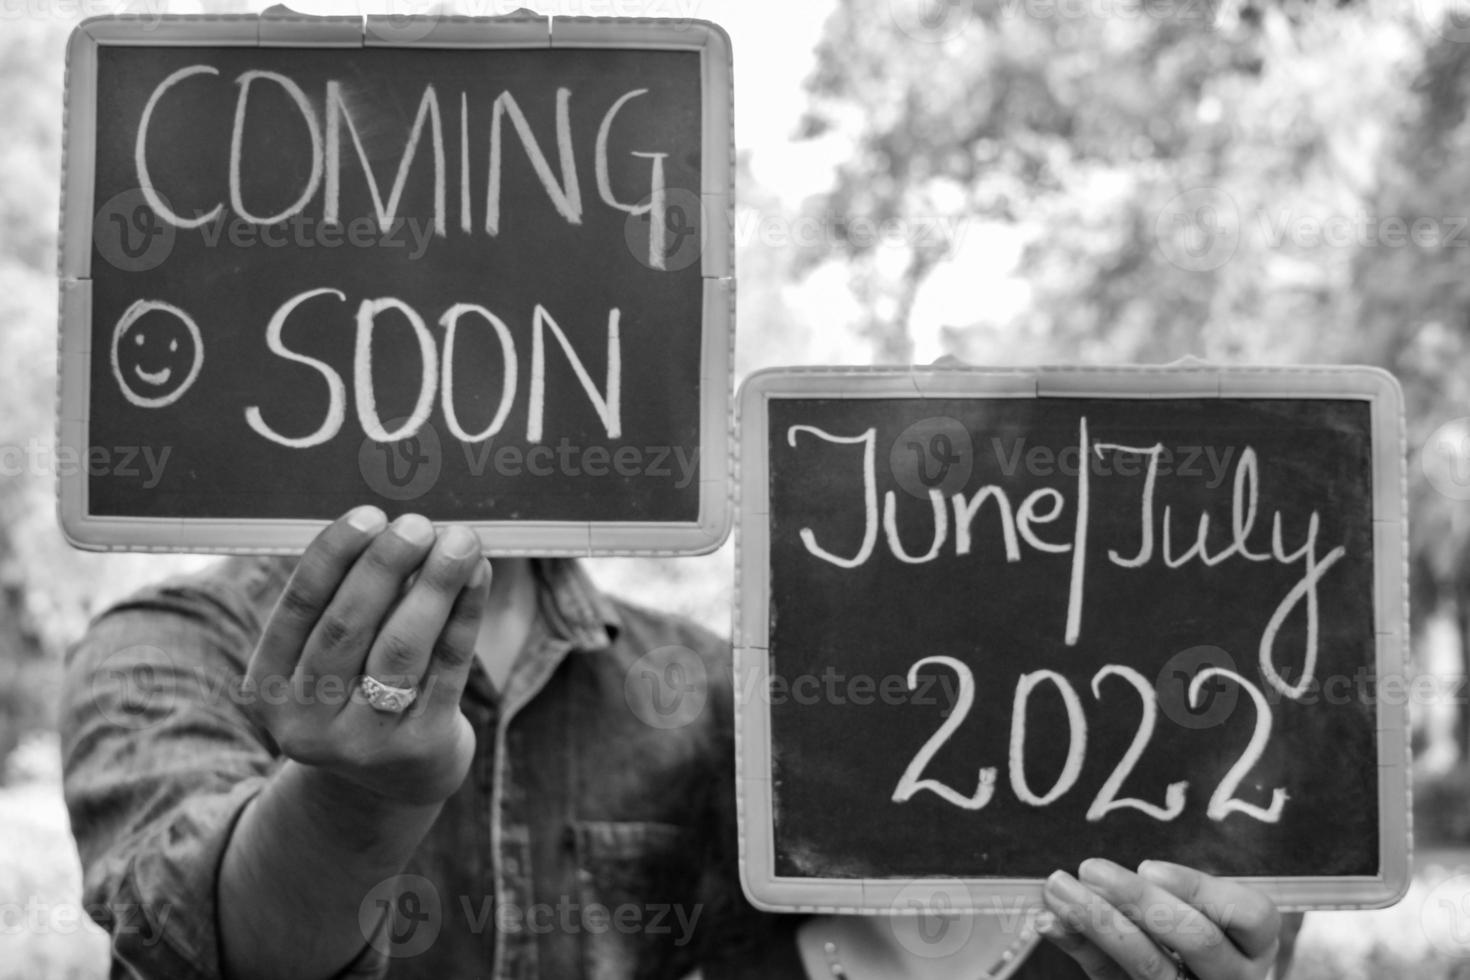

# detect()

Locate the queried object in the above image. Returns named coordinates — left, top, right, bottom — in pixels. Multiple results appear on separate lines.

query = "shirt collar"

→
left=530, top=558, right=620, bottom=650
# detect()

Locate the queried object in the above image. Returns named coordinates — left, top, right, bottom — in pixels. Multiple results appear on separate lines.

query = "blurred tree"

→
left=797, top=0, right=1470, bottom=764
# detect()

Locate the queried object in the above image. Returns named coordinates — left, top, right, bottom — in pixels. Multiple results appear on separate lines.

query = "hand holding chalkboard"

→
left=245, top=506, right=489, bottom=805
left=1036, top=859, right=1283, bottom=980
left=735, top=365, right=1409, bottom=914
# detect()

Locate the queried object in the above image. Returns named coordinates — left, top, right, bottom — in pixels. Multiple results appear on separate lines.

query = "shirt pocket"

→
left=571, top=820, right=704, bottom=980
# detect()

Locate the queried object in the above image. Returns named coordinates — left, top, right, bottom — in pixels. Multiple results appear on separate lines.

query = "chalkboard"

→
left=735, top=365, right=1409, bottom=913
left=58, top=12, right=732, bottom=555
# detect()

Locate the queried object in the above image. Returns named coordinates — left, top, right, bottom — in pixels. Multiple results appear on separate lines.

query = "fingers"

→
left=296, top=513, right=438, bottom=685
left=1040, top=859, right=1281, bottom=980
left=250, top=505, right=388, bottom=688
left=1137, top=860, right=1281, bottom=961
left=1077, top=859, right=1239, bottom=978
left=1036, top=909, right=1130, bottom=980
left=417, top=557, right=490, bottom=719
left=358, top=525, right=484, bottom=691
left=1042, top=870, right=1179, bottom=980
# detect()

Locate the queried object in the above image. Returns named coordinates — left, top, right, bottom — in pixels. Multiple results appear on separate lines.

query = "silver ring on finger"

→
left=360, top=675, right=418, bottom=714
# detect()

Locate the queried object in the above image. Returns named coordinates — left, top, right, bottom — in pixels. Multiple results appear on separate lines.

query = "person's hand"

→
left=244, top=506, right=489, bottom=807
left=1037, top=859, right=1280, bottom=980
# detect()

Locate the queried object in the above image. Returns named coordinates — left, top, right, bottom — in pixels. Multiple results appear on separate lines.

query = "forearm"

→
left=219, top=761, right=443, bottom=980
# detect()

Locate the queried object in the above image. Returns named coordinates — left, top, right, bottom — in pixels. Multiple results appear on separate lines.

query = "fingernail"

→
left=1046, top=870, right=1091, bottom=908
left=346, top=505, right=387, bottom=533
left=469, top=559, right=489, bottom=589
left=1079, top=858, right=1130, bottom=892
left=442, top=525, right=480, bottom=559
left=1138, top=860, right=1182, bottom=888
left=1033, top=909, right=1063, bottom=938
left=392, top=513, right=434, bottom=546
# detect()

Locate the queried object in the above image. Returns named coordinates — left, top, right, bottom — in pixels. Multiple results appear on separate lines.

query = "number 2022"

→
left=891, top=656, right=1288, bottom=824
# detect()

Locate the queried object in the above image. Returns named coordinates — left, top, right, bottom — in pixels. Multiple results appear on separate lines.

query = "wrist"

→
left=278, top=762, right=445, bottom=855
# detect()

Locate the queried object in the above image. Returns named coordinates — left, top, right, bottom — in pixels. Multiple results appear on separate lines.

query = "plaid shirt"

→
left=59, top=555, right=804, bottom=979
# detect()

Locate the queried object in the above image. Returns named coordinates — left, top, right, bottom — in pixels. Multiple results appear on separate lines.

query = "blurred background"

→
left=6, top=0, right=1470, bottom=975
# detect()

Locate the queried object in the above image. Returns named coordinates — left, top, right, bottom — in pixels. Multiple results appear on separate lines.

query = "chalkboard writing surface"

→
left=735, top=366, right=1409, bottom=913
left=58, top=13, right=733, bottom=555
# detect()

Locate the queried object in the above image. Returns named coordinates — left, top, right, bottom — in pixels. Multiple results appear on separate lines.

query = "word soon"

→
left=121, top=290, right=621, bottom=449
left=891, top=655, right=1287, bottom=824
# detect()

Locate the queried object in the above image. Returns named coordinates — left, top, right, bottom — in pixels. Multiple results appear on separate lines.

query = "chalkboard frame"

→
left=734, top=364, right=1410, bottom=913
left=56, top=11, right=734, bottom=556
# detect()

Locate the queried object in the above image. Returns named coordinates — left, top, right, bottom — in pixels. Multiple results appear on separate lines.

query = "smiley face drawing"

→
left=110, top=299, right=204, bottom=409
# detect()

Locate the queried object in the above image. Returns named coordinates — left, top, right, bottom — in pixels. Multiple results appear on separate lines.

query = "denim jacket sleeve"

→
left=58, top=556, right=315, bottom=980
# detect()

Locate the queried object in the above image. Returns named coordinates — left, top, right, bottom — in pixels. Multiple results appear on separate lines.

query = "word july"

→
left=787, top=418, right=1345, bottom=700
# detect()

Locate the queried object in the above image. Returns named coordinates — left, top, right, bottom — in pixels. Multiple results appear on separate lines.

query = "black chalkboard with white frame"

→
left=735, top=365, right=1409, bottom=913
left=58, top=10, right=732, bottom=555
